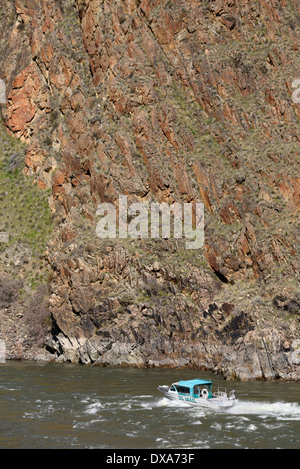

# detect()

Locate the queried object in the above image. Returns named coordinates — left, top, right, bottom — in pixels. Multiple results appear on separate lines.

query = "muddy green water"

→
left=0, top=361, right=299, bottom=449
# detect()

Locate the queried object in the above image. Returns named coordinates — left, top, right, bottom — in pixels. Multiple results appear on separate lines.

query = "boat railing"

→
left=212, top=387, right=228, bottom=399
left=211, top=388, right=236, bottom=400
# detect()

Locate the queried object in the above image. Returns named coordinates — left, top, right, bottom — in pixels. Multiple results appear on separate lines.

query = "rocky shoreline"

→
left=1, top=276, right=299, bottom=381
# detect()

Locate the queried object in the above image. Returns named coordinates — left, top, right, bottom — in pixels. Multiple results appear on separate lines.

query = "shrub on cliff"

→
left=0, top=275, right=22, bottom=309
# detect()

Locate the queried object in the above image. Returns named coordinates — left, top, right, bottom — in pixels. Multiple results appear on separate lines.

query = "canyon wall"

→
left=0, top=0, right=299, bottom=380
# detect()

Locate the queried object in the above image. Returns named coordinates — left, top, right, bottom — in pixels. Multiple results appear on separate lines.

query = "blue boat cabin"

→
left=170, top=379, right=213, bottom=399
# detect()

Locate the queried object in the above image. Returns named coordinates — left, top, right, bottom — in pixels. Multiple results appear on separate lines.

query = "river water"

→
left=0, top=361, right=299, bottom=449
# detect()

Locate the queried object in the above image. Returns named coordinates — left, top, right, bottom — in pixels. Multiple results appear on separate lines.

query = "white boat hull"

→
left=158, top=386, right=236, bottom=409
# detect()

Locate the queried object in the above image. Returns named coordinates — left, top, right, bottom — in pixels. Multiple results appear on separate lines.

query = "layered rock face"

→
left=0, top=0, right=299, bottom=380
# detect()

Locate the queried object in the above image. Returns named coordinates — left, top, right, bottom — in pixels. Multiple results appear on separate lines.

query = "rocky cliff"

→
left=0, top=0, right=299, bottom=380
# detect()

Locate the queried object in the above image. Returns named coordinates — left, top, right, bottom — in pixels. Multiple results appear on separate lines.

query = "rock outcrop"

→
left=0, top=0, right=299, bottom=380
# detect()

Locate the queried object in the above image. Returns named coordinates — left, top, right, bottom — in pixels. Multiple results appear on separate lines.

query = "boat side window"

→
left=170, top=385, right=176, bottom=391
left=176, top=385, right=190, bottom=395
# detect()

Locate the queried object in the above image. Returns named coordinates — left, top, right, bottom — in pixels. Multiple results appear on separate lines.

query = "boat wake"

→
left=139, top=397, right=191, bottom=411
left=153, top=397, right=300, bottom=422
left=226, top=400, right=300, bottom=420
left=155, top=397, right=191, bottom=408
